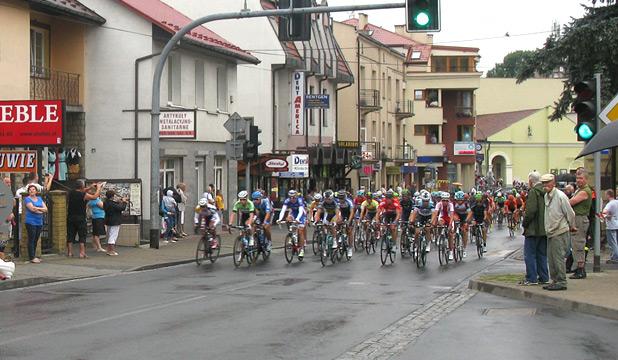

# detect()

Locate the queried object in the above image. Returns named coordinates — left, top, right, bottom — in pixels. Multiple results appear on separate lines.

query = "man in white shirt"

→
left=602, top=189, right=618, bottom=264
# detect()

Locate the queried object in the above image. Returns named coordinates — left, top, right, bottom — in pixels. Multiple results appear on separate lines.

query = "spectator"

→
left=569, top=168, right=592, bottom=279
left=24, top=184, right=47, bottom=263
left=176, top=183, right=188, bottom=237
left=542, top=173, right=575, bottom=291
left=520, top=171, right=549, bottom=285
left=603, top=189, right=618, bottom=264
left=67, top=180, right=102, bottom=258
left=161, top=190, right=177, bottom=243
left=87, top=189, right=107, bottom=253
left=104, top=190, right=127, bottom=256
left=216, top=189, right=224, bottom=228
left=564, top=184, right=575, bottom=198
left=203, top=184, right=216, bottom=206
left=2, top=176, right=15, bottom=260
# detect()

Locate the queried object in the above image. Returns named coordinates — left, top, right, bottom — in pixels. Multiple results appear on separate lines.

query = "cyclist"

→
left=400, top=189, right=415, bottom=225
left=308, top=193, right=322, bottom=221
left=409, top=191, right=435, bottom=252
left=495, top=191, right=506, bottom=223
left=228, top=190, right=256, bottom=236
left=353, top=190, right=366, bottom=219
left=515, top=193, right=524, bottom=224
left=277, top=190, right=308, bottom=258
left=467, top=193, right=488, bottom=252
left=435, top=192, right=455, bottom=260
left=376, top=190, right=402, bottom=253
left=197, top=197, right=220, bottom=248
left=452, top=191, right=470, bottom=258
left=504, top=194, right=518, bottom=226
left=252, top=190, right=272, bottom=251
left=314, top=190, right=340, bottom=249
left=337, top=190, right=356, bottom=257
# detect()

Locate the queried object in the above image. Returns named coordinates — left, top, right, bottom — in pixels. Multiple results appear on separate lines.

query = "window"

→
left=214, top=156, right=224, bottom=196
left=432, top=57, right=447, bottom=72
left=415, top=125, right=440, bottom=144
left=309, top=85, right=315, bottom=126
left=426, top=89, right=439, bottom=107
left=195, top=159, right=205, bottom=197
left=160, top=158, right=181, bottom=189
left=414, top=90, right=424, bottom=100
left=411, top=51, right=422, bottom=60
left=456, top=91, right=473, bottom=116
left=395, top=79, right=401, bottom=102
left=381, top=72, right=385, bottom=97
left=387, top=123, right=392, bottom=148
left=371, top=70, right=377, bottom=91
left=387, top=76, right=392, bottom=101
left=432, top=56, right=476, bottom=72
left=30, top=24, right=50, bottom=77
left=217, top=66, right=228, bottom=111
left=168, top=53, right=181, bottom=104
left=457, top=125, right=474, bottom=142
left=195, top=60, right=205, bottom=108
left=360, top=127, right=367, bottom=142
left=322, top=89, right=328, bottom=127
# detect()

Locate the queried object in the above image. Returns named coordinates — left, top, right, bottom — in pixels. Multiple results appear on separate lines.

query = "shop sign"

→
left=159, top=110, right=196, bottom=139
left=362, top=165, right=373, bottom=175
left=337, top=140, right=360, bottom=149
left=0, top=100, right=63, bottom=146
left=0, top=150, right=37, bottom=173
left=373, top=162, right=382, bottom=171
left=386, top=166, right=401, bottom=175
left=278, top=171, right=306, bottom=178
left=291, top=71, right=305, bottom=136
left=304, top=94, right=330, bottom=109
left=289, top=154, right=309, bottom=173
left=453, top=142, right=475, bottom=156
left=265, top=158, right=288, bottom=170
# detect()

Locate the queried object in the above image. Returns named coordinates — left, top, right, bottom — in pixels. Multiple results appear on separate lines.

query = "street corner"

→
left=469, top=272, right=618, bottom=321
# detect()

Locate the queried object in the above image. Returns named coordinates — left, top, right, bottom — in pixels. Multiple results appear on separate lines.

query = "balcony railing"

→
left=394, top=99, right=414, bottom=119
left=30, top=66, right=80, bottom=106
left=360, top=141, right=380, bottom=162
left=455, top=106, right=473, bottom=118
left=359, top=89, right=381, bottom=110
left=388, top=144, right=416, bottom=163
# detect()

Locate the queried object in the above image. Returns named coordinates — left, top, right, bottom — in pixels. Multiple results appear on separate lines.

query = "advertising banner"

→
left=0, top=150, right=37, bottom=173
left=291, top=71, right=305, bottom=136
left=160, top=110, right=196, bottom=139
left=0, top=100, right=63, bottom=145
left=453, top=142, right=475, bottom=155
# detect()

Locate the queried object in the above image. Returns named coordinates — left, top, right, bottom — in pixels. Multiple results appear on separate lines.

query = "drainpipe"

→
left=305, top=72, right=315, bottom=149
left=272, top=64, right=286, bottom=154
left=318, top=75, right=328, bottom=146
left=135, top=52, right=162, bottom=179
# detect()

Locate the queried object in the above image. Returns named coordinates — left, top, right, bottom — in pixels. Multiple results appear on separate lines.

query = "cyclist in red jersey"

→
left=376, top=190, right=402, bottom=253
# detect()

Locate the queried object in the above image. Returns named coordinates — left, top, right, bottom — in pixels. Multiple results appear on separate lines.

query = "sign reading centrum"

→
left=0, top=100, right=64, bottom=145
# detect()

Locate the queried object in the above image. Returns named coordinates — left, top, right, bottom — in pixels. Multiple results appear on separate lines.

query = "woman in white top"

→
left=176, top=183, right=188, bottom=237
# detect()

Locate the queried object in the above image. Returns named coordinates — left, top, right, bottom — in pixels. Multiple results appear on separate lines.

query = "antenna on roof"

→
left=242, top=0, right=249, bottom=12
left=348, top=11, right=356, bottom=19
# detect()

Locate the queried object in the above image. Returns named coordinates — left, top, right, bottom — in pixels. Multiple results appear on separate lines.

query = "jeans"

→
left=164, top=215, right=176, bottom=240
left=524, top=236, right=549, bottom=283
left=25, top=224, right=42, bottom=260
left=607, top=229, right=618, bottom=261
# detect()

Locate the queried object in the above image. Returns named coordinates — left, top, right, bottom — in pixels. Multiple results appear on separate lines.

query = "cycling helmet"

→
left=441, top=192, right=450, bottom=200
left=454, top=191, right=465, bottom=201
left=288, top=190, right=298, bottom=197
left=414, top=191, right=420, bottom=197
left=198, top=197, right=208, bottom=207
left=251, top=191, right=262, bottom=200
left=401, top=189, right=409, bottom=196
left=375, top=190, right=383, bottom=198
left=323, top=190, right=334, bottom=199
left=516, top=193, right=521, bottom=198
left=475, top=193, right=483, bottom=201
left=313, top=193, right=322, bottom=201
left=337, top=190, right=346, bottom=199
left=238, top=190, right=248, bottom=199
left=497, top=191, right=502, bottom=197
left=357, top=190, right=364, bottom=196
left=385, top=190, right=394, bottom=198
left=367, top=192, right=373, bottom=199
left=420, top=192, right=431, bottom=202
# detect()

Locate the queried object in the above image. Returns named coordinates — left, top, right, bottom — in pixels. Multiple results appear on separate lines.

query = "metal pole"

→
left=150, top=3, right=406, bottom=248
left=594, top=72, right=602, bottom=272
left=246, top=160, right=250, bottom=192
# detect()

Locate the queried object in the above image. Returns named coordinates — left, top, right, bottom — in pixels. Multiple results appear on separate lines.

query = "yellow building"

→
left=476, top=107, right=584, bottom=184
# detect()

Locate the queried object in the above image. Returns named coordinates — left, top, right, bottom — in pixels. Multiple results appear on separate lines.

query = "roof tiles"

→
left=476, top=109, right=540, bottom=140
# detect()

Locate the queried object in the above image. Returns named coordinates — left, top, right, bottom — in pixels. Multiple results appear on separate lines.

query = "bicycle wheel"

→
left=312, top=229, right=319, bottom=255
left=233, top=236, right=244, bottom=267
left=352, top=224, right=360, bottom=252
left=209, top=235, right=221, bottom=263
left=455, top=234, right=463, bottom=262
left=284, top=234, right=294, bottom=264
left=370, top=234, right=377, bottom=254
left=418, top=237, right=427, bottom=268
left=475, top=230, right=484, bottom=259
left=365, top=230, right=372, bottom=254
left=380, top=235, right=389, bottom=265
left=330, top=236, right=338, bottom=264
left=438, top=236, right=447, bottom=266
left=320, top=236, right=329, bottom=267
left=195, top=237, right=206, bottom=266
left=400, top=232, right=408, bottom=258
left=412, top=236, right=419, bottom=264
left=388, top=236, right=396, bottom=264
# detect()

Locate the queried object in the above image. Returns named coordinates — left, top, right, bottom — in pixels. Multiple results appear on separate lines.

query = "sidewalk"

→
left=469, top=250, right=618, bottom=321
left=0, top=229, right=288, bottom=291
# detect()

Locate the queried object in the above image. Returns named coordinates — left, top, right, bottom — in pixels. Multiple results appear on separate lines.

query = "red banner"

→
left=0, top=100, right=64, bottom=145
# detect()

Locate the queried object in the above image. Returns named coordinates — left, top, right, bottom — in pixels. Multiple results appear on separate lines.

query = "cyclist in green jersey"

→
left=228, top=191, right=256, bottom=235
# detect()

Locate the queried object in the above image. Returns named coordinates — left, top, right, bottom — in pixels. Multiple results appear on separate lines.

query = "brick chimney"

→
left=358, top=13, right=368, bottom=31
left=393, top=25, right=433, bottom=45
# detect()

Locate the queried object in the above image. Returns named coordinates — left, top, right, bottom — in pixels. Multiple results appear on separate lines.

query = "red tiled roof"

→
left=405, top=44, right=431, bottom=63
left=342, top=18, right=417, bottom=47
left=117, top=0, right=259, bottom=64
left=28, top=0, right=105, bottom=24
left=476, top=109, right=540, bottom=140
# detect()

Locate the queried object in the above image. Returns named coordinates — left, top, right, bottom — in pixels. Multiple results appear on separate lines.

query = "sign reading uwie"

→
left=0, top=150, right=37, bottom=173
left=0, top=100, right=64, bottom=145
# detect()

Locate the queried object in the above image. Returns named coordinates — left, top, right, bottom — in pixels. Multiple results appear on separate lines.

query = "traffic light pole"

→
left=149, top=3, right=406, bottom=248
left=594, top=72, right=602, bottom=273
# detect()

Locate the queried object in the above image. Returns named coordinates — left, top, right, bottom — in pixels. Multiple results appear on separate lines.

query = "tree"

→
left=517, top=2, right=618, bottom=120
left=487, top=50, right=534, bottom=78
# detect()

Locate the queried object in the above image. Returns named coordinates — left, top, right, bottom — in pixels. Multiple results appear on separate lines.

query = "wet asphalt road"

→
left=0, top=227, right=616, bottom=360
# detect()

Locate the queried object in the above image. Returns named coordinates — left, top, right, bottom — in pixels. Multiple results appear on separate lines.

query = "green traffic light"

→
left=577, top=123, right=594, bottom=140
left=415, top=11, right=430, bottom=26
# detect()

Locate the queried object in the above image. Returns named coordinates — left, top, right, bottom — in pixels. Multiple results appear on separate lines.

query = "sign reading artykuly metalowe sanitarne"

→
left=0, top=100, right=63, bottom=145
left=291, top=71, right=305, bottom=136
left=159, top=110, right=196, bottom=139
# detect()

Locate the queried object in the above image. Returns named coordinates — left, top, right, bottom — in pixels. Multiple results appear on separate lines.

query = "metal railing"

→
left=394, top=99, right=414, bottom=115
left=30, top=66, right=80, bottom=106
left=359, top=89, right=380, bottom=108
left=360, top=141, right=380, bottom=161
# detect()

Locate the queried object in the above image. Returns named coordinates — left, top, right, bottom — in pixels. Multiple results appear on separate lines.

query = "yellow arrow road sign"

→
left=600, top=93, right=618, bottom=123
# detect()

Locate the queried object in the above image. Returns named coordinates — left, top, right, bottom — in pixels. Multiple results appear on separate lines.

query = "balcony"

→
left=393, top=99, right=414, bottom=120
left=360, top=141, right=380, bottom=163
left=359, top=89, right=381, bottom=114
left=455, top=106, right=474, bottom=118
left=388, top=144, right=416, bottom=163
left=30, top=66, right=80, bottom=106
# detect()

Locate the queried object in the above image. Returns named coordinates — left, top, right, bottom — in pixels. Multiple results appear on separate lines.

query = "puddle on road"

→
left=174, top=284, right=214, bottom=291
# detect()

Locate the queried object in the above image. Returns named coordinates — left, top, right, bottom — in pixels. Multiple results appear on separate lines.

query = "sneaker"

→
left=463, top=251, right=467, bottom=258
left=96, top=248, right=107, bottom=253
left=448, top=251, right=454, bottom=261
left=538, top=279, right=550, bottom=285
left=545, top=283, right=567, bottom=291
left=347, top=248, right=353, bottom=257
left=162, top=240, right=169, bottom=244
left=483, top=245, right=487, bottom=253
left=170, top=239, right=178, bottom=243
left=266, top=241, right=272, bottom=252
left=30, top=258, right=41, bottom=264
left=299, top=248, right=305, bottom=258
left=518, top=280, right=538, bottom=286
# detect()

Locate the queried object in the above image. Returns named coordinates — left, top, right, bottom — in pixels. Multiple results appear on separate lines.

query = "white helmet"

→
left=420, top=192, right=431, bottom=202
left=313, top=193, right=322, bottom=201
left=198, top=197, right=208, bottom=207
left=238, top=190, right=248, bottom=199
left=441, top=192, right=450, bottom=200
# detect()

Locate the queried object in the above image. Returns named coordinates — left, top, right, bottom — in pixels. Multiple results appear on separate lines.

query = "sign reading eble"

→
left=0, top=100, right=64, bottom=146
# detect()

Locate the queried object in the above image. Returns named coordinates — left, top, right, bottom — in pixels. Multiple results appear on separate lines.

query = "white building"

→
left=79, top=0, right=260, bottom=225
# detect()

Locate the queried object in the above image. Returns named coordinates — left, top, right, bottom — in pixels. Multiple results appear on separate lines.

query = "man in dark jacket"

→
left=521, top=171, right=549, bottom=285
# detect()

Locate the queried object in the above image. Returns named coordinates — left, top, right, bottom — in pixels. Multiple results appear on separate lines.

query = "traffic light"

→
left=573, top=79, right=597, bottom=142
left=406, top=0, right=441, bottom=33
left=278, top=0, right=312, bottom=41
left=244, top=125, right=262, bottom=161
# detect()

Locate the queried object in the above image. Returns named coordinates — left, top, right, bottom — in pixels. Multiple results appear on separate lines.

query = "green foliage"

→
left=517, top=3, right=618, bottom=120
left=487, top=50, right=535, bottom=78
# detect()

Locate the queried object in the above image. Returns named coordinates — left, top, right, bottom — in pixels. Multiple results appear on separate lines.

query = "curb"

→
left=468, top=279, right=618, bottom=321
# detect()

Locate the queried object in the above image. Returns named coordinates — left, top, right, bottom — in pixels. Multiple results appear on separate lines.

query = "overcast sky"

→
left=328, top=0, right=588, bottom=74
